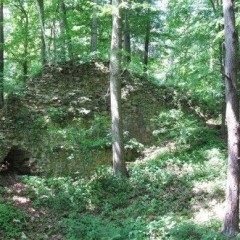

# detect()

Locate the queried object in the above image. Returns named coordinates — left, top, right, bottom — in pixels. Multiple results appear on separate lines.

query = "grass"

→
left=0, top=113, right=230, bottom=239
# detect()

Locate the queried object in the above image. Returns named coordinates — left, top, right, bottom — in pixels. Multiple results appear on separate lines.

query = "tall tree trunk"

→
left=90, top=0, right=98, bottom=53
left=110, top=0, right=128, bottom=177
left=60, top=0, right=72, bottom=61
left=50, top=17, right=57, bottom=63
left=220, top=40, right=227, bottom=138
left=219, top=0, right=227, bottom=138
left=222, top=0, right=240, bottom=236
left=23, top=60, right=28, bottom=82
left=35, top=0, right=49, bottom=65
left=22, top=7, right=29, bottom=82
left=143, top=16, right=150, bottom=72
left=123, top=8, right=131, bottom=63
left=0, top=0, right=4, bottom=108
left=59, top=0, right=66, bottom=61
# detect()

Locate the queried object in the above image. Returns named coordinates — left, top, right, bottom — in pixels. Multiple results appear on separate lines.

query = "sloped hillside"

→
left=0, top=62, right=227, bottom=239
left=0, top=61, right=171, bottom=176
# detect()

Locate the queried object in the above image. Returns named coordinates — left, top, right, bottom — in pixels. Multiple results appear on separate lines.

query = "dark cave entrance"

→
left=0, top=147, right=31, bottom=175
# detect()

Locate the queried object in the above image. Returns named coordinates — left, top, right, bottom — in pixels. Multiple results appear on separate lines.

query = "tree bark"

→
left=90, top=0, right=98, bottom=53
left=60, top=0, right=73, bottom=61
left=50, top=17, right=57, bottom=63
left=110, top=0, right=128, bottom=177
left=35, top=0, right=49, bottom=65
left=220, top=41, right=227, bottom=138
left=222, top=0, right=240, bottom=236
left=21, top=4, right=29, bottom=82
left=0, top=0, right=4, bottom=108
left=59, top=0, right=66, bottom=61
left=143, top=15, right=150, bottom=72
left=123, top=8, right=131, bottom=63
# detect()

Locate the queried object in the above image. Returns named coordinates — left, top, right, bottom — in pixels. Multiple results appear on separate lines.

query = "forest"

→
left=0, top=0, right=239, bottom=239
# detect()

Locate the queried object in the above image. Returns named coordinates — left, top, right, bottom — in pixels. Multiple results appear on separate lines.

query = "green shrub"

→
left=168, top=221, right=226, bottom=240
left=47, top=107, right=69, bottom=127
left=151, top=108, right=223, bottom=149
left=65, top=214, right=125, bottom=240
left=151, top=109, right=201, bottom=145
left=0, top=203, right=26, bottom=238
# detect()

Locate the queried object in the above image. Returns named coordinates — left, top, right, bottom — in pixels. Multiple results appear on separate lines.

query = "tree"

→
left=143, top=12, right=150, bottom=72
left=59, top=0, right=67, bottom=61
left=209, top=0, right=226, bottom=137
left=110, top=0, right=128, bottom=177
left=123, top=6, right=131, bottom=63
left=13, top=1, right=30, bottom=82
left=60, top=0, right=73, bottom=61
left=0, top=0, right=4, bottom=108
left=49, top=1, right=58, bottom=63
left=90, top=0, right=98, bottom=54
left=4, top=0, right=39, bottom=83
left=35, top=0, right=49, bottom=65
left=222, top=0, right=240, bottom=236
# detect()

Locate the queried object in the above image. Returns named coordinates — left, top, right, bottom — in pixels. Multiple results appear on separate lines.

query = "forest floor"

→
left=0, top=120, right=234, bottom=240
left=0, top=60, right=234, bottom=239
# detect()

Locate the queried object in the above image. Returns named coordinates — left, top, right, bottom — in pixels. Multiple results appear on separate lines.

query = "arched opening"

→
left=0, top=146, right=31, bottom=175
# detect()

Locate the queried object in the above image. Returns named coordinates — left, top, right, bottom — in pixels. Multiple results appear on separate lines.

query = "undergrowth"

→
left=17, top=118, right=229, bottom=240
left=0, top=201, right=26, bottom=239
left=0, top=107, right=230, bottom=239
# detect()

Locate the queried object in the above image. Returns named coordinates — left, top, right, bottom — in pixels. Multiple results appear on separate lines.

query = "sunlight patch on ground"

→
left=192, top=180, right=225, bottom=223
left=13, top=196, right=30, bottom=204
left=206, top=118, right=221, bottom=126
left=193, top=181, right=216, bottom=194
left=205, top=148, right=225, bottom=168
left=137, top=142, right=176, bottom=162
left=193, top=201, right=225, bottom=223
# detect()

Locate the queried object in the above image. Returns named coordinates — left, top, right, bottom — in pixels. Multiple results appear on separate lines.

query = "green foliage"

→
left=47, top=107, right=69, bottom=127
left=42, top=115, right=111, bottom=176
left=4, top=79, right=25, bottom=96
left=168, top=221, right=225, bottom=240
left=30, top=176, right=91, bottom=212
left=47, top=115, right=111, bottom=151
left=12, top=106, right=32, bottom=126
left=66, top=215, right=124, bottom=240
left=151, top=0, right=223, bottom=117
left=0, top=203, right=26, bottom=238
left=21, top=119, right=227, bottom=239
left=0, top=0, right=231, bottom=238
left=151, top=109, right=201, bottom=145
left=124, top=131, right=144, bottom=152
